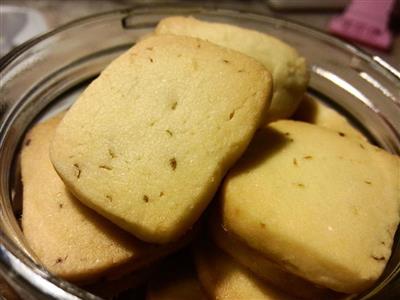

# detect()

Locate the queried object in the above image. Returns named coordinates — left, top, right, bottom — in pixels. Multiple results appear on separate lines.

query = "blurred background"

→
left=0, top=0, right=399, bottom=67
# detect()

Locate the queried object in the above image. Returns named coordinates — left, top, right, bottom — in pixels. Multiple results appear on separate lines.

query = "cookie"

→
left=208, top=210, right=339, bottom=299
left=21, top=115, right=191, bottom=284
left=194, top=239, right=296, bottom=300
left=221, top=120, right=400, bottom=293
left=155, top=16, right=309, bottom=122
left=293, top=96, right=366, bottom=141
left=50, top=35, right=272, bottom=244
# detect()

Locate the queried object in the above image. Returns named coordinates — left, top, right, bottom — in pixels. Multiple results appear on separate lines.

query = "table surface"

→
left=1, top=0, right=399, bottom=68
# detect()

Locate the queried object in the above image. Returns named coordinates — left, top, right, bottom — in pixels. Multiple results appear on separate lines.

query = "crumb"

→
left=73, top=163, right=81, bottom=178
left=371, top=255, right=385, bottom=261
left=55, top=255, right=68, bottom=265
left=99, top=165, right=112, bottom=170
left=108, top=149, right=116, bottom=158
left=169, top=158, right=177, bottom=170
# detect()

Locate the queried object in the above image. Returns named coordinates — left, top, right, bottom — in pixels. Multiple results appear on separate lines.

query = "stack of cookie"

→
left=20, top=16, right=399, bottom=299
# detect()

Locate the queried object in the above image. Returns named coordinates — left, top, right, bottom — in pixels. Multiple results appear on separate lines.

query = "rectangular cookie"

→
left=208, top=209, right=340, bottom=299
left=21, top=115, right=190, bottom=284
left=155, top=16, right=309, bottom=122
left=194, top=239, right=296, bottom=300
left=50, top=35, right=272, bottom=244
left=221, top=120, right=400, bottom=293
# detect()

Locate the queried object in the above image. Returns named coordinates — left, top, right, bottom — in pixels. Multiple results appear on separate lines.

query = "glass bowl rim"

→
left=0, top=3, right=399, bottom=299
left=0, top=3, right=399, bottom=83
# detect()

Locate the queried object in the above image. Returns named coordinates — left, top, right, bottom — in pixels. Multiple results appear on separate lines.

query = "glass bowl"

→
left=0, top=3, right=399, bottom=300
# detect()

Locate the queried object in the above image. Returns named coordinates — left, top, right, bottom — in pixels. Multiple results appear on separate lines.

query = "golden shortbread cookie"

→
left=293, top=96, right=366, bottom=141
left=50, top=35, right=272, bottom=244
left=155, top=16, right=309, bottom=122
left=194, top=240, right=296, bottom=300
left=208, top=211, right=339, bottom=299
left=21, top=116, right=190, bottom=284
left=221, top=120, right=400, bottom=293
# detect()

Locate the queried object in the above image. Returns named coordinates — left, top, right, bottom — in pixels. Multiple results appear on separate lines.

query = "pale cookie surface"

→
left=194, top=240, right=296, bottom=300
left=221, top=120, right=400, bottom=293
left=50, top=35, right=272, bottom=244
left=208, top=211, right=339, bottom=299
left=155, top=16, right=308, bottom=122
left=294, top=96, right=366, bottom=141
left=22, top=116, right=188, bottom=284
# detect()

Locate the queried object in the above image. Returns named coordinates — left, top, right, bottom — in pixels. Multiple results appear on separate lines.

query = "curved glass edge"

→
left=0, top=4, right=399, bottom=300
left=0, top=36, right=132, bottom=298
left=0, top=232, right=99, bottom=300
left=0, top=3, right=399, bottom=85
left=1, top=3, right=399, bottom=150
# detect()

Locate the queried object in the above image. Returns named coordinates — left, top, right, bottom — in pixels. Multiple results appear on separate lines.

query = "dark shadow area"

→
left=229, top=126, right=292, bottom=176
left=292, top=95, right=318, bottom=123
left=306, top=88, right=376, bottom=144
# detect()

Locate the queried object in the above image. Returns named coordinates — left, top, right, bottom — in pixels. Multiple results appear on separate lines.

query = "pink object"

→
left=328, top=0, right=395, bottom=50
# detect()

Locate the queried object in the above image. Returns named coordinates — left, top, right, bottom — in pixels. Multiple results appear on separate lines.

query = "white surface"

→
left=0, top=6, right=48, bottom=56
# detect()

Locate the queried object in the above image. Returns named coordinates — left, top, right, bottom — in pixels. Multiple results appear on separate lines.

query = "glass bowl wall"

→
left=0, top=4, right=399, bottom=300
